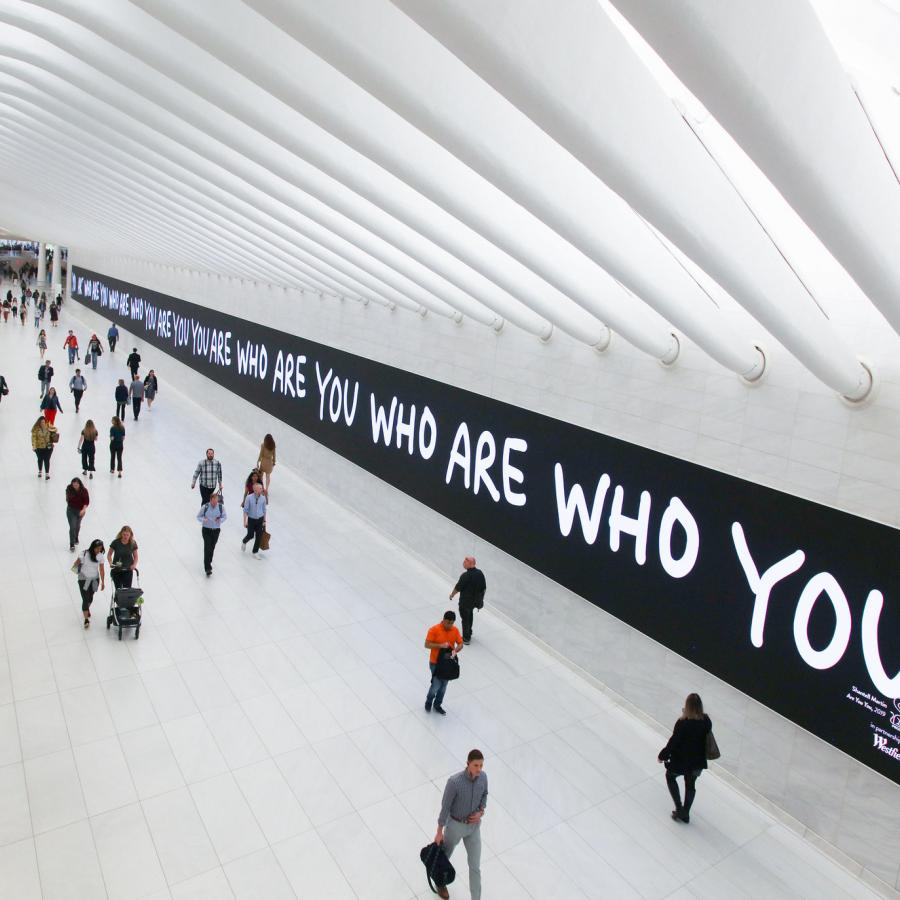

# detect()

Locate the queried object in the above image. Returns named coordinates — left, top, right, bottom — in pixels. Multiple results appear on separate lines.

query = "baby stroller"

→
left=107, top=570, right=143, bottom=640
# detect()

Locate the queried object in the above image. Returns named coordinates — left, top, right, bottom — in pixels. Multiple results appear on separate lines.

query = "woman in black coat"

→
left=657, top=692, right=712, bottom=823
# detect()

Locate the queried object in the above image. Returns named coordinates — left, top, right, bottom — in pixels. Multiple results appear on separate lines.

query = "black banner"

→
left=71, top=266, right=900, bottom=782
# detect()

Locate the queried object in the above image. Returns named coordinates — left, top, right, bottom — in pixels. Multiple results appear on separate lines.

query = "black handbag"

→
left=433, top=649, right=460, bottom=681
left=420, top=842, right=455, bottom=894
left=705, top=729, right=721, bottom=761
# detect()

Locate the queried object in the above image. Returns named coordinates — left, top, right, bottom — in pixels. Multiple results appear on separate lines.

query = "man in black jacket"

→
left=126, top=348, right=141, bottom=379
left=114, top=379, right=128, bottom=420
left=450, top=557, right=486, bottom=645
left=38, top=360, right=54, bottom=398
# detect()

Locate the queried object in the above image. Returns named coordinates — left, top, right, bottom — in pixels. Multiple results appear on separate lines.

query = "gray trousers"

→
left=443, top=819, right=481, bottom=900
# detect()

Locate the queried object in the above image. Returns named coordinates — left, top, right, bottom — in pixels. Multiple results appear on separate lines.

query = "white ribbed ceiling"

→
left=1, top=0, right=899, bottom=401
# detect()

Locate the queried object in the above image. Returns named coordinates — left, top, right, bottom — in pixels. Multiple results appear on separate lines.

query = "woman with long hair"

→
left=36, top=328, right=47, bottom=359
left=75, top=538, right=106, bottom=628
left=657, top=693, right=712, bottom=823
left=40, top=386, right=63, bottom=425
left=109, top=416, right=125, bottom=477
left=143, top=369, right=159, bottom=410
left=107, top=526, right=139, bottom=590
left=79, top=419, right=98, bottom=477
left=256, top=433, right=276, bottom=492
left=65, top=477, right=90, bottom=552
left=87, top=333, right=104, bottom=370
left=242, top=468, right=266, bottom=505
left=31, top=415, right=54, bottom=479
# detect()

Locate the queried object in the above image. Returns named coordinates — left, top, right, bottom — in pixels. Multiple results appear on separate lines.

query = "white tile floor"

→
left=0, top=290, right=885, bottom=898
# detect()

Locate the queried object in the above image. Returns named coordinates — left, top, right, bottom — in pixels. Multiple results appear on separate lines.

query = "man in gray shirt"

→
left=128, top=374, right=145, bottom=421
left=434, top=749, right=487, bottom=900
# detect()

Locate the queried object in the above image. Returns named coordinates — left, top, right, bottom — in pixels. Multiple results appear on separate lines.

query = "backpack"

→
left=420, top=842, right=455, bottom=894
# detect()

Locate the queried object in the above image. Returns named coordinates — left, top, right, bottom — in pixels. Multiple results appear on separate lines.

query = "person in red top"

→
left=65, top=477, right=90, bottom=552
left=424, top=611, right=464, bottom=715
left=63, top=330, right=79, bottom=365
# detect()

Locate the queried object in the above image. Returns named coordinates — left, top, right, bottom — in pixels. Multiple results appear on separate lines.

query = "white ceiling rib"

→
left=611, top=0, right=900, bottom=340
left=0, top=0, right=897, bottom=401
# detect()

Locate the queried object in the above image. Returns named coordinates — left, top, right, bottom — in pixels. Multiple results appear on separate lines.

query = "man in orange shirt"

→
left=425, top=611, right=464, bottom=715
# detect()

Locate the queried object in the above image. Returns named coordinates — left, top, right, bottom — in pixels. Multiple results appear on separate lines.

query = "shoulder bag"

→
left=705, top=729, right=721, bottom=761
left=433, top=649, right=460, bottom=681
left=420, top=842, right=455, bottom=895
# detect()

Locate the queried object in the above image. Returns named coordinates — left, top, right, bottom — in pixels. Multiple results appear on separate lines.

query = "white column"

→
left=37, top=241, right=47, bottom=290
left=51, top=245, right=62, bottom=297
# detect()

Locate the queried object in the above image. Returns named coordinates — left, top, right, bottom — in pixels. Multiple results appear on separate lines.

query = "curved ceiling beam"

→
left=0, top=128, right=272, bottom=285
left=0, top=143, right=232, bottom=275
left=246, top=0, right=769, bottom=380
left=0, top=106, right=359, bottom=299
left=0, top=90, right=418, bottom=307
left=120, top=0, right=676, bottom=360
left=25, top=0, right=635, bottom=352
left=610, top=0, right=900, bottom=340
left=7, top=5, right=564, bottom=342
left=392, top=0, right=874, bottom=400
left=0, top=48, right=507, bottom=331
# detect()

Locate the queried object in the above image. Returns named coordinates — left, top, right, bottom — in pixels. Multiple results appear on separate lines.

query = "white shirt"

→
left=79, top=550, right=104, bottom=581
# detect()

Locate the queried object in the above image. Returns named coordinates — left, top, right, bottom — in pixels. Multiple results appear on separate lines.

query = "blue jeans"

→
left=67, top=347, right=76, bottom=364
left=426, top=662, right=448, bottom=708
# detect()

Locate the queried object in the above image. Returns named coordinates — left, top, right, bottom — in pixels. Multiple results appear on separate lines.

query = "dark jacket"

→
left=658, top=715, right=712, bottom=775
left=40, top=393, right=62, bottom=412
left=38, top=364, right=53, bottom=382
left=455, top=567, right=487, bottom=608
left=114, top=384, right=128, bottom=402
left=127, top=352, right=141, bottom=370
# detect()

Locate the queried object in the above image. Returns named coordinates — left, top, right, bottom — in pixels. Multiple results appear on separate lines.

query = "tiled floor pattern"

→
left=0, top=288, right=883, bottom=898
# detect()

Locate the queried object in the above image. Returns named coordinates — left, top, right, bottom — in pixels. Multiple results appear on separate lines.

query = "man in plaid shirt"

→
left=191, top=448, right=223, bottom=504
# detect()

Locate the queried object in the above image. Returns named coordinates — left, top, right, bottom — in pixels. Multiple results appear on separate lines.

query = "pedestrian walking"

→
left=38, top=359, right=53, bottom=397
left=128, top=374, right=144, bottom=420
left=191, top=448, right=223, bottom=504
left=143, top=370, right=158, bottom=410
left=36, top=329, right=47, bottom=359
left=658, top=693, right=713, bottom=824
left=41, top=386, right=63, bottom=425
left=256, top=433, right=276, bottom=492
left=86, top=333, right=104, bottom=369
left=197, top=492, right=227, bottom=576
left=65, top=477, right=90, bottom=552
left=126, top=348, right=141, bottom=378
left=49, top=304, right=59, bottom=326
left=432, top=750, right=488, bottom=900
left=241, top=482, right=267, bottom=558
left=107, top=526, right=139, bottom=590
left=0, top=373, right=8, bottom=405
left=107, top=323, right=118, bottom=352
left=31, top=415, right=55, bottom=479
left=69, top=369, right=87, bottom=412
left=74, top=539, right=106, bottom=629
left=109, top=416, right=126, bottom=477
left=63, top=330, right=79, bottom=364
left=78, top=420, right=98, bottom=477
left=424, top=611, right=463, bottom=715
left=114, top=379, right=128, bottom=420
left=449, top=557, right=486, bottom=645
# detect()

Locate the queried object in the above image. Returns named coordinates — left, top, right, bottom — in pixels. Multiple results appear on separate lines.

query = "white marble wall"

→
left=69, top=251, right=900, bottom=895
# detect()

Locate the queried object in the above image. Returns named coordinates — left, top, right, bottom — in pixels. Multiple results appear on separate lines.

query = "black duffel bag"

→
left=420, top=841, right=455, bottom=894
left=433, top=648, right=460, bottom=681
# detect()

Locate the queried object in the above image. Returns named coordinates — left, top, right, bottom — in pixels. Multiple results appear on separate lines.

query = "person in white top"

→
left=75, top=538, right=106, bottom=628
